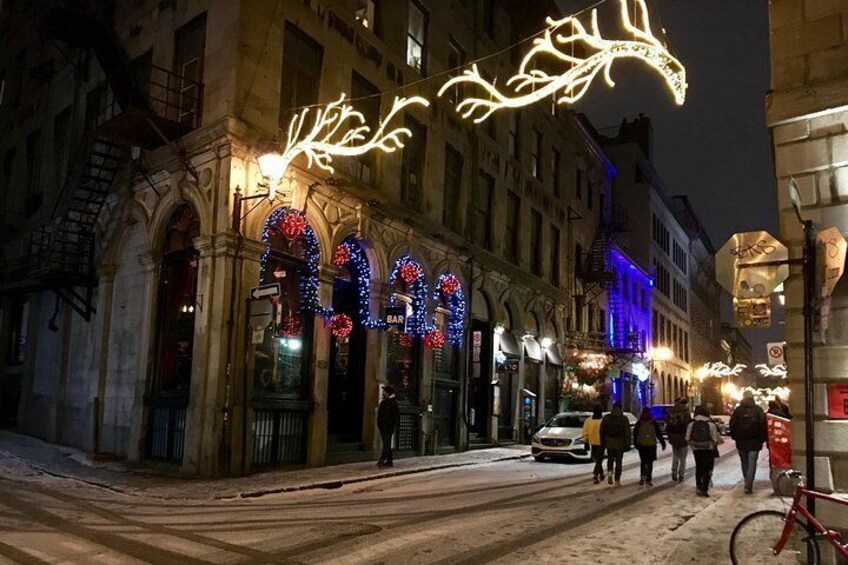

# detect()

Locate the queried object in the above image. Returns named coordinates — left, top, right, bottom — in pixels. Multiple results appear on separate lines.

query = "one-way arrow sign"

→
left=250, top=283, right=281, bottom=300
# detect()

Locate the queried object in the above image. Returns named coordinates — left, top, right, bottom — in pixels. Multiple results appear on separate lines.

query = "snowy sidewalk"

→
left=0, top=430, right=530, bottom=500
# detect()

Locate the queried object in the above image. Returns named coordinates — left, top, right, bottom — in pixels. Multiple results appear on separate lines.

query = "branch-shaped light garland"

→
left=755, top=364, right=787, bottom=378
left=436, top=0, right=686, bottom=122
left=263, top=94, right=430, bottom=198
left=697, top=362, right=747, bottom=380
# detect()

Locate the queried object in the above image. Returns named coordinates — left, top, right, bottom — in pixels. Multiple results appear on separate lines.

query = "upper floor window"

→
left=174, top=13, right=206, bottom=125
left=508, top=113, right=520, bottom=159
left=587, top=178, right=593, bottom=210
left=530, top=209, right=542, bottom=276
left=532, top=129, right=542, bottom=180
left=504, top=190, right=520, bottom=263
left=576, top=166, right=583, bottom=199
left=355, top=0, right=377, bottom=32
left=281, top=23, right=323, bottom=128
left=407, top=1, right=427, bottom=74
left=551, top=148, right=560, bottom=197
left=401, top=116, right=426, bottom=211
left=550, top=224, right=560, bottom=286
left=471, top=171, right=494, bottom=250
left=447, top=40, right=465, bottom=105
left=443, top=143, right=463, bottom=231
left=25, top=129, right=41, bottom=195
left=483, top=0, right=495, bottom=37
left=350, top=72, right=380, bottom=184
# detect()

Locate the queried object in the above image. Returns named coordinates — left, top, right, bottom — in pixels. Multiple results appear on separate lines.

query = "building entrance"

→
left=327, top=278, right=366, bottom=446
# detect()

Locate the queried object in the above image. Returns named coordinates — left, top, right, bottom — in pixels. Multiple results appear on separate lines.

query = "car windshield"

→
left=547, top=415, right=588, bottom=428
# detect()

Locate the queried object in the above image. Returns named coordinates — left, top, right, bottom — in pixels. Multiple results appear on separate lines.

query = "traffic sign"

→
left=717, top=230, right=789, bottom=298
left=733, top=296, right=771, bottom=329
left=250, top=283, right=281, bottom=300
left=767, top=342, right=785, bottom=366
left=815, top=226, right=847, bottom=298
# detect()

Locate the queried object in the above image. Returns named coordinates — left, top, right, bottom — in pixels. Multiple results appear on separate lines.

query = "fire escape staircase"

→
left=0, top=1, right=202, bottom=320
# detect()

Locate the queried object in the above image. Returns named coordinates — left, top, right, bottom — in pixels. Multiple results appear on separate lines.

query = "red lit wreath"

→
left=280, top=211, right=308, bottom=241
left=279, top=316, right=302, bottom=338
left=329, top=313, right=353, bottom=338
left=424, top=329, right=446, bottom=349
left=333, top=244, right=351, bottom=267
left=398, top=262, right=420, bottom=285
left=440, top=274, right=461, bottom=296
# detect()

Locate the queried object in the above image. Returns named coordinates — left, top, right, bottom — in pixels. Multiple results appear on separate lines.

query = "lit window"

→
left=407, top=1, right=427, bottom=74
left=355, top=0, right=376, bottom=30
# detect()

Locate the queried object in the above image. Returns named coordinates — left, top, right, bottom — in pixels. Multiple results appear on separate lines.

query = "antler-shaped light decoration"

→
left=264, top=94, right=430, bottom=198
left=437, top=0, right=686, bottom=123
left=755, top=363, right=787, bottom=378
left=697, top=362, right=747, bottom=380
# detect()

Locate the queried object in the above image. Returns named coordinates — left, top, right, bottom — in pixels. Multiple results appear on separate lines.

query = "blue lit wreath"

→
left=260, top=207, right=330, bottom=316
left=388, top=255, right=429, bottom=336
left=433, top=273, right=467, bottom=347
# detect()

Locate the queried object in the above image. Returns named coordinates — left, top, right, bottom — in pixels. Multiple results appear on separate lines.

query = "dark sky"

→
left=556, top=0, right=781, bottom=362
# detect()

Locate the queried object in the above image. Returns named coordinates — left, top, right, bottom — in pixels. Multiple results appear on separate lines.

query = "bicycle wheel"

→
left=730, top=510, right=819, bottom=564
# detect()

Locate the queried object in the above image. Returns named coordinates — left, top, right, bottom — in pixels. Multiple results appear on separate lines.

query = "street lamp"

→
left=256, top=152, right=288, bottom=200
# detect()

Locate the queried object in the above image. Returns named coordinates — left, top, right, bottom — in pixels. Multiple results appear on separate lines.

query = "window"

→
left=641, top=288, right=647, bottom=310
left=673, top=240, right=688, bottom=274
left=587, top=178, right=593, bottom=210
left=652, top=213, right=670, bottom=254
left=281, top=23, right=323, bottom=128
left=0, top=72, right=5, bottom=107
left=174, top=13, right=206, bottom=125
left=588, top=304, right=595, bottom=332
left=622, top=274, right=629, bottom=300
left=651, top=309, right=658, bottom=346
left=407, top=1, right=427, bottom=74
left=25, top=129, right=41, bottom=195
left=550, top=225, right=560, bottom=286
left=6, top=300, right=28, bottom=365
left=576, top=166, right=582, bottom=199
left=53, top=106, right=71, bottom=187
left=443, top=143, right=462, bottom=231
left=599, top=308, right=606, bottom=333
left=483, top=0, right=495, bottom=37
left=684, top=331, right=689, bottom=362
left=508, top=113, right=520, bottom=159
left=504, top=190, right=520, bottom=263
left=531, top=128, right=542, bottom=180
left=350, top=72, right=380, bottom=184
left=551, top=148, right=560, bottom=197
left=401, top=116, right=426, bottom=211
left=574, top=242, right=583, bottom=276
left=530, top=209, right=541, bottom=276
left=355, top=0, right=376, bottom=32
left=1, top=147, right=14, bottom=203
left=471, top=171, right=494, bottom=250
left=447, top=40, right=464, bottom=105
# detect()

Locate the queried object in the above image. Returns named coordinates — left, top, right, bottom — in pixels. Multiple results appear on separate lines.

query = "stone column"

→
left=306, top=271, right=333, bottom=467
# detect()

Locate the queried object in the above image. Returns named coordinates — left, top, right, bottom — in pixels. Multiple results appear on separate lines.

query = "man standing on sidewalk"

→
left=600, top=403, right=632, bottom=486
left=667, top=397, right=692, bottom=482
left=377, top=385, right=399, bottom=468
left=730, top=390, right=768, bottom=494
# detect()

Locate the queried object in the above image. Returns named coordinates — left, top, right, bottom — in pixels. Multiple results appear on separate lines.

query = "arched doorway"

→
left=146, top=204, right=200, bottom=462
left=251, top=208, right=319, bottom=467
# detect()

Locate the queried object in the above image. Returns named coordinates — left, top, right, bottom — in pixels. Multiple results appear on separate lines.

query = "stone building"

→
left=767, top=0, right=848, bottom=507
left=601, top=116, right=694, bottom=405
left=0, top=0, right=611, bottom=475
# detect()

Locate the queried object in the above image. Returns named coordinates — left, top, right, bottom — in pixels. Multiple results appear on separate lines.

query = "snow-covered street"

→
left=0, top=433, right=795, bottom=564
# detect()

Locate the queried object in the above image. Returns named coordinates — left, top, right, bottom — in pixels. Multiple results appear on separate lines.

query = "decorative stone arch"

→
left=147, top=178, right=212, bottom=244
left=332, top=234, right=386, bottom=329
left=98, top=198, right=153, bottom=270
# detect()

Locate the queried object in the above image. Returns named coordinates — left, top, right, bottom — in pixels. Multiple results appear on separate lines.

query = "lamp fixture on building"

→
left=540, top=337, right=553, bottom=349
left=494, top=323, right=505, bottom=335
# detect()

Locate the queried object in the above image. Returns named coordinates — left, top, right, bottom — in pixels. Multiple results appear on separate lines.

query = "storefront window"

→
left=152, top=205, right=199, bottom=395
left=386, top=325, right=418, bottom=403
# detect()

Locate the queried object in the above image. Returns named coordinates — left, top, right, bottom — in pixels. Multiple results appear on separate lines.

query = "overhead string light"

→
left=389, top=255, right=428, bottom=336
left=755, top=364, right=788, bottom=378
left=436, top=0, right=687, bottom=122
left=697, top=362, right=747, bottom=379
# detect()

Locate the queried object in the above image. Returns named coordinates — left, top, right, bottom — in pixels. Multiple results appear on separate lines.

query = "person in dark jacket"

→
left=730, top=390, right=768, bottom=494
left=667, top=398, right=692, bottom=482
left=377, top=385, right=399, bottom=468
left=633, top=407, right=666, bottom=486
left=600, top=403, right=632, bottom=486
left=776, top=397, right=792, bottom=420
left=767, top=400, right=785, bottom=418
left=687, top=404, right=722, bottom=497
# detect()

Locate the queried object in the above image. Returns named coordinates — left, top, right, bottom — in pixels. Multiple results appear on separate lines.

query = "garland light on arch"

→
left=262, top=95, right=429, bottom=198
left=433, top=273, right=467, bottom=347
left=436, top=0, right=686, bottom=123
left=389, top=255, right=429, bottom=336
left=336, top=236, right=387, bottom=330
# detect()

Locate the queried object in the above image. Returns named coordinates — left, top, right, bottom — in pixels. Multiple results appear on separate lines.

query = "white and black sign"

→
left=496, top=359, right=519, bottom=373
left=767, top=341, right=785, bottom=367
left=250, top=283, right=281, bottom=300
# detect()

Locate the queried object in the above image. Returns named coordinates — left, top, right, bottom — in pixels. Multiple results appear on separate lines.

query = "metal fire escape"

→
left=0, top=1, right=202, bottom=320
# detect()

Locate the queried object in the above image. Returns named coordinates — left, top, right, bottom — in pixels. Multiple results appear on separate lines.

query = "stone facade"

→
left=768, top=0, right=848, bottom=509
left=0, top=0, right=614, bottom=475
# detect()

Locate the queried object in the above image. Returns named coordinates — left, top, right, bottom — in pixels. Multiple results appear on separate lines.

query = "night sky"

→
left=556, top=0, right=781, bottom=361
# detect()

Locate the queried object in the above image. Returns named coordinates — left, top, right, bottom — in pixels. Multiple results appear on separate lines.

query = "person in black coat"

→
left=730, top=390, right=768, bottom=494
left=377, top=385, right=399, bottom=467
left=633, top=406, right=666, bottom=486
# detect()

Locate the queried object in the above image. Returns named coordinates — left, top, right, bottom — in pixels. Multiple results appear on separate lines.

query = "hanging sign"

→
left=767, top=342, right=785, bottom=367
left=815, top=226, right=847, bottom=298
left=733, top=297, right=771, bottom=329
left=717, top=231, right=789, bottom=298
left=385, top=305, right=408, bottom=331
left=827, top=384, right=848, bottom=419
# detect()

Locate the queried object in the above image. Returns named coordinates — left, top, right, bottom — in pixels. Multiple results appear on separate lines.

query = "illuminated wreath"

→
left=279, top=316, right=302, bottom=338
left=440, top=274, right=461, bottom=296
left=333, top=244, right=351, bottom=267
left=398, top=262, right=421, bottom=285
left=329, top=313, right=353, bottom=338
left=280, top=210, right=309, bottom=240
left=424, top=329, right=446, bottom=349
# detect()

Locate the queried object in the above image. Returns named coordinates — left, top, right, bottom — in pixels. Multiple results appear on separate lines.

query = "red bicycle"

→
left=729, top=470, right=848, bottom=564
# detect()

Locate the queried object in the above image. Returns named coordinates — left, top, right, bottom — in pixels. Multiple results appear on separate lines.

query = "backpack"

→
left=604, top=417, right=623, bottom=438
left=689, top=420, right=712, bottom=449
left=637, top=421, right=657, bottom=446
left=665, top=412, right=684, bottom=434
left=735, top=405, right=762, bottom=439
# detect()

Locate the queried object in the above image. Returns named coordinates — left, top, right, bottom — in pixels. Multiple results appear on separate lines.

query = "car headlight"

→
left=572, top=438, right=584, bottom=446
left=532, top=434, right=541, bottom=444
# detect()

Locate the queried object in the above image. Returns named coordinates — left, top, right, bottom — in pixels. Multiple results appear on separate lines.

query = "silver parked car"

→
left=531, top=412, right=592, bottom=462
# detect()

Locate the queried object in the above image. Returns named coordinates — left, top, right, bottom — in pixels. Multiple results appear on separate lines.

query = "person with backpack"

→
left=730, top=390, right=768, bottom=494
left=667, top=397, right=693, bottom=482
left=686, top=404, right=722, bottom=497
left=633, top=406, right=666, bottom=486
left=600, top=403, right=632, bottom=485
left=582, top=405, right=605, bottom=484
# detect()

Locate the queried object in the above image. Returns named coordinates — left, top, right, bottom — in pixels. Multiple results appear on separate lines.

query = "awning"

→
left=546, top=346, right=564, bottom=366
left=498, top=331, right=521, bottom=358
left=524, top=337, right=543, bottom=362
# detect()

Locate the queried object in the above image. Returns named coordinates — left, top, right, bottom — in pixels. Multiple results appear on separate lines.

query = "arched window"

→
left=152, top=204, right=200, bottom=395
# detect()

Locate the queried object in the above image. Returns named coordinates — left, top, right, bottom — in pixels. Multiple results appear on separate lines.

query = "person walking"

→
left=666, top=398, right=692, bottom=482
left=582, top=405, right=605, bottom=484
left=377, top=385, right=399, bottom=468
left=633, top=407, right=666, bottom=486
left=730, top=390, right=768, bottom=494
left=687, top=404, right=722, bottom=497
left=600, top=403, right=632, bottom=486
